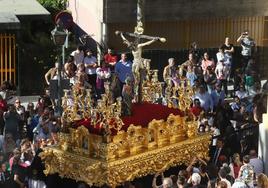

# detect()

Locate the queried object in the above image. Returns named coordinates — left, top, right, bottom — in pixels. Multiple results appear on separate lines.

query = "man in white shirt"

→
left=249, top=149, right=264, bottom=176
left=84, top=49, right=97, bottom=93
left=236, top=30, right=255, bottom=74
left=219, top=168, right=232, bottom=188
left=71, top=45, right=84, bottom=65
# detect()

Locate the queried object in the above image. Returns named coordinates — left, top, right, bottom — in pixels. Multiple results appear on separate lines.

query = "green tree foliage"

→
left=37, top=0, right=67, bottom=13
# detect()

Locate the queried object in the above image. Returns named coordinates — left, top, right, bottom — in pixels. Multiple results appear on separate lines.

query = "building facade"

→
left=68, top=0, right=268, bottom=49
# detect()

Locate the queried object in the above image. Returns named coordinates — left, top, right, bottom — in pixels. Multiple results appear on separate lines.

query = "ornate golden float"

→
left=40, top=73, right=211, bottom=187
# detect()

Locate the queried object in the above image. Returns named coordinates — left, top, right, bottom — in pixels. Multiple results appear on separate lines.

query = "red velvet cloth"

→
left=75, top=103, right=183, bottom=135
left=122, top=103, right=183, bottom=127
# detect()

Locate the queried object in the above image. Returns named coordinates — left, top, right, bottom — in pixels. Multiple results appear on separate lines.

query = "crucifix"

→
left=115, top=0, right=166, bottom=103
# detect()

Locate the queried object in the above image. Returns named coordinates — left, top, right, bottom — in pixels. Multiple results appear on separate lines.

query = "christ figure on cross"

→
left=116, top=30, right=166, bottom=102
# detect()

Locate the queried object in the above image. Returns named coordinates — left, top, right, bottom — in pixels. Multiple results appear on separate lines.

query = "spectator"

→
left=211, top=84, right=225, bottom=108
left=222, top=37, right=234, bottom=72
left=210, top=138, right=227, bottom=166
left=249, top=149, right=263, bottom=176
left=217, top=180, right=228, bottom=188
left=28, top=148, right=47, bottom=188
left=96, top=61, right=111, bottom=98
left=36, top=109, right=54, bottom=141
left=0, top=81, right=16, bottom=100
left=199, top=163, right=210, bottom=187
left=230, top=96, right=242, bottom=112
left=189, top=42, right=201, bottom=62
left=70, top=45, right=84, bottom=66
left=0, top=82, right=8, bottom=100
left=240, top=139, right=251, bottom=158
left=235, top=86, right=248, bottom=101
left=215, top=50, right=229, bottom=95
left=0, top=162, right=11, bottom=188
left=0, top=95, right=7, bottom=135
left=218, top=168, right=232, bottom=188
left=177, top=175, right=186, bottom=188
left=234, top=69, right=244, bottom=92
left=25, top=102, right=36, bottom=141
left=222, top=166, right=235, bottom=185
left=190, top=99, right=203, bottom=118
left=41, top=89, right=54, bottom=111
left=216, top=45, right=227, bottom=64
left=187, top=173, right=202, bottom=188
left=203, top=66, right=217, bottom=94
left=64, top=58, right=76, bottom=84
left=224, top=125, right=239, bottom=156
left=214, top=100, right=233, bottom=136
left=186, top=65, right=197, bottom=87
left=75, top=63, right=88, bottom=84
left=14, top=98, right=26, bottom=138
left=211, top=123, right=220, bottom=146
left=44, top=62, right=61, bottom=86
left=115, top=53, right=133, bottom=92
left=231, top=179, right=248, bottom=188
left=238, top=155, right=254, bottom=187
left=4, top=105, right=20, bottom=142
left=180, top=53, right=197, bottom=77
left=229, top=153, right=242, bottom=179
left=236, top=30, right=255, bottom=74
left=162, top=177, right=173, bottom=188
left=257, top=173, right=268, bottom=188
left=11, top=153, right=28, bottom=188
left=193, top=86, right=214, bottom=112
left=201, top=52, right=215, bottom=74
left=169, top=175, right=178, bottom=188
left=84, top=49, right=98, bottom=94
left=2, top=133, right=16, bottom=157
left=74, top=72, right=91, bottom=90
left=163, top=58, right=177, bottom=83
left=104, top=48, right=118, bottom=70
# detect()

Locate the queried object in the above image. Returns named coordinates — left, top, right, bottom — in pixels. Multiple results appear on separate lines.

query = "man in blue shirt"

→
left=115, top=53, right=133, bottom=90
left=211, top=84, right=225, bottom=108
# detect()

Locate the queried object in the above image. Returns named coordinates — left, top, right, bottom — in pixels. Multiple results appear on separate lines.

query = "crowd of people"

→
left=146, top=31, right=267, bottom=188
left=0, top=83, right=60, bottom=188
left=0, top=29, right=266, bottom=188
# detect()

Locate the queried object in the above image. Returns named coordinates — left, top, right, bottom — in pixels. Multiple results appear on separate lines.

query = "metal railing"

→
left=0, top=33, right=16, bottom=85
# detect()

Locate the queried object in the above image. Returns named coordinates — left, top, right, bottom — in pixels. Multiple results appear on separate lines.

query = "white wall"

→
left=67, top=0, right=104, bottom=44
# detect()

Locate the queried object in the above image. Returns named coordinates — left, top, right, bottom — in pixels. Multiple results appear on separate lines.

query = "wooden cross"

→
left=115, top=0, right=166, bottom=103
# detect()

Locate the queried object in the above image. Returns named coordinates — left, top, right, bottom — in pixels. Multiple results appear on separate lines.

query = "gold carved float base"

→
left=40, top=134, right=211, bottom=187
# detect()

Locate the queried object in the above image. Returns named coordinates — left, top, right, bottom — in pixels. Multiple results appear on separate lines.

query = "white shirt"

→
left=84, top=56, right=97, bottom=75
left=71, top=50, right=84, bottom=65
left=231, top=180, right=248, bottom=188
left=216, top=52, right=226, bottom=63
left=241, top=37, right=255, bottom=57
left=249, top=157, right=264, bottom=176
left=215, top=62, right=228, bottom=80
left=235, top=91, right=248, bottom=99
left=212, top=128, right=220, bottom=146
